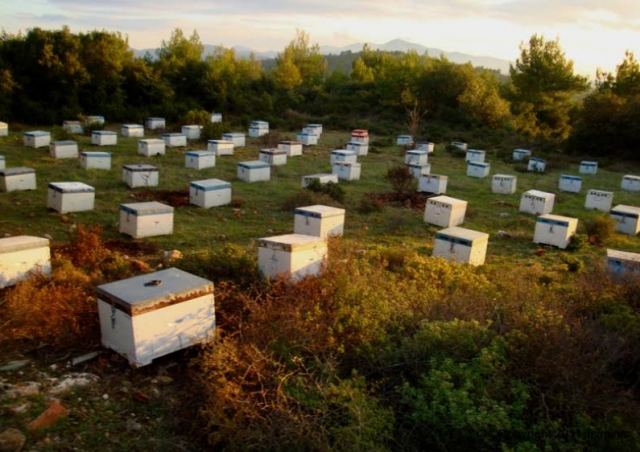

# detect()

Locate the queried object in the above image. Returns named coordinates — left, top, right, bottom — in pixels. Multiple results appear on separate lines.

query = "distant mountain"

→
left=133, top=44, right=277, bottom=60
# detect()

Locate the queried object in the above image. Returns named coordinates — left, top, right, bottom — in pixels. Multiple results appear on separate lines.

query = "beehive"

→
left=467, top=161, right=490, bottom=178
left=258, top=234, right=328, bottom=281
left=222, top=132, right=245, bottom=147
left=91, top=130, right=117, bottom=146
left=606, top=249, right=640, bottom=275
left=424, top=196, right=467, bottom=228
left=207, top=139, right=234, bottom=156
left=0, top=236, right=51, bottom=289
left=259, top=148, right=287, bottom=166
left=533, top=214, right=578, bottom=249
left=519, top=189, right=555, bottom=215
left=138, top=139, right=166, bottom=157
left=122, top=164, right=159, bottom=188
left=47, top=182, right=95, bottom=214
left=450, top=141, right=467, bottom=151
left=579, top=161, right=598, bottom=175
left=182, top=125, right=202, bottom=140
left=301, top=173, right=338, bottom=188
left=585, top=189, right=613, bottom=212
left=23, top=131, right=50, bottom=148
left=433, top=227, right=489, bottom=266
left=0, top=155, right=5, bottom=170
left=80, top=151, right=111, bottom=170
left=332, top=162, right=361, bottom=181
left=418, top=174, right=448, bottom=194
left=62, top=120, right=83, bottom=134
left=185, top=150, right=216, bottom=170
left=121, top=124, right=144, bottom=138
left=512, top=148, right=531, bottom=161
left=119, top=202, right=174, bottom=238
left=621, top=175, right=640, bottom=192
left=492, top=174, right=517, bottom=194
left=237, top=161, right=270, bottom=183
left=346, top=141, right=368, bottom=156
left=163, top=133, right=187, bottom=147
left=96, top=268, right=214, bottom=367
left=407, top=163, right=431, bottom=179
left=189, top=178, right=231, bottom=208
left=558, top=175, right=582, bottom=193
left=278, top=141, right=303, bottom=157
left=351, top=129, right=369, bottom=144
left=0, top=167, right=36, bottom=192
left=211, top=113, right=222, bottom=123
left=85, top=115, right=105, bottom=125
left=396, top=135, right=413, bottom=146
left=248, top=120, right=269, bottom=138
left=528, top=158, right=546, bottom=172
left=50, top=140, right=79, bottom=159
left=145, top=117, right=165, bottom=130
left=404, top=150, right=429, bottom=166
left=465, top=149, right=486, bottom=163
left=305, top=124, right=323, bottom=135
left=297, top=131, right=318, bottom=146
left=0, top=122, right=7, bottom=137
left=416, top=142, right=435, bottom=153
left=294, top=205, right=346, bottom=239
left=610, top=205, right=640, bottom=235
left=330, top=149, right=357, bottom=165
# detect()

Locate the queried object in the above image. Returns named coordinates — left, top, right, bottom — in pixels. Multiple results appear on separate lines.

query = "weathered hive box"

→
left=396, top=135, right=413, bottom=146
left=492, top=174, right=517, bottom=194
left=418, top=174, right=448, bottom=194
left=248, top=120, right=269, bottom=138
left=189, top=178, right=231, bottom=208
left=222, top=132, right=245, bottom=147
left=96, top=267, right=214, bottom=367
left=50, top=140, right=79, bottom=159
left=416, top=142, right=435, bottom=153
left=346, top=141, right=368, bottom=156
left=47, top=182, right=95, bottom=214
left=23, top=131, right=50, bottom=148
left=0, top=122, right=7, bottom=137
left=122, top=164, right=159, bottom=188
left=211, top=112, right=222, bottom=123
left=0, top=167, right=36, bottom=192
left=450, top=141, right=467, bottom=151
left=258, top=234, right=328, bottom=281
left=185, top=150, right=216, bottom=170
left=433, top=227, right=489, bottom=266
left=138, top=139, right=166, bottom=156
left=294, top=205, right=345, bottom=239
left=621, top=175, right=640, bottom=192
left=467, top=161, right=490, bottom=178
left=237, top=160, right=270, bottom=183
left=330, top=149, right=357, bottom=165
left=465, top=149, right=485, bottom=163
left=0, top=236, right=51, bottom=289
left=579, top=161, right=598, bottom=175
left=91, top=130, right=117, bottom=146
left=297, top=132, right=318, bottom=146
left=424, top=196, right=467, bottom=228
left=121, top=124, right=144, bottom=138
left=163, top=133, right=187, bottom=147
left=305, top=124, right=323, bottom=135
left=585, top=189, right=613, bottom=212
left=610, top=205, right=640, bottom=235
left=558, top=175, right=582, bottom=193
left=332, top=162, right=361, bottom=181
left=407, top=163, right=431, bottom=179
left=145, top=117, right=165, bottom=130
left=512, top=148, right=531, bottom=161
left=351, top=129, right=369, bottom=145
left=207, top=139, right=234, bottom=156
left=85, top=115, right=105, bottom=126
left=533, top=214, right=578, bottom=249
left=80, top=151, right=111, bottom=170
left=278, top=141, right=303, bottom=157
left=63, top=120, right=83, bottom=134
left=0, top=155, right=4, bottom=170
left=182, top=125, right=202, bottom=140
left=519, top=189, right=555, bottom=215
left=259, top=148, right=287, bottom=166
left=405, top=150, right=429, bottom=166
left=119, top=201, right=174, bottom=238
left=606, top=249, right=640, bottom=275
left=301, top=173, right=338, bottom=188
left=528, top=157, right=546, bottom=172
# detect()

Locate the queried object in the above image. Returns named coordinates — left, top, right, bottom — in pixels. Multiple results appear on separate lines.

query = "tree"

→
left=272, top=30, right=326, bottom=90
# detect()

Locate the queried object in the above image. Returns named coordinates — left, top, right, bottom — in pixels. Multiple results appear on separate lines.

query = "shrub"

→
left=585, top=215, right=616, bottom=246
left=306, top=180, right=345, bottom=203
left=358, top=195, right=384, bottom=214
left=184, top=109, right=211, bottom=125
left=179, top=244, right=260, bottom=287
left=201, top=122, right=225, bottom=142
left=566, top=233, right=587, bottom=251
left=85, top=121, right=104, bottom=134
left=281, top=190, right=337, bottom=211
left=51, top=125, right=73, bottom=141
left=386, top=165, right=416, bottom=198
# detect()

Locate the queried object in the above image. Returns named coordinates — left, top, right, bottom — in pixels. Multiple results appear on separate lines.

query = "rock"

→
left=2, top=382, right=40, bottom=400
left=49, top=373, right=99, bottom=395
left=102, top=394, right=109, bottom=400
left=156, top=375, right=173, bottom=385
left=126, top=419, right=142, bottom=432
left=0, top=360, right=30, bottom=372
left=163, top=250, right=183, bottom=263
left=0, top=428, right=26, bottom=452
left=27, top=400, right=69, bottom=431
left=497, top=230, right=512, bottom=238
left=7, top=403, right=30, bottom=415
left=70, top=352, right=100, bottom=366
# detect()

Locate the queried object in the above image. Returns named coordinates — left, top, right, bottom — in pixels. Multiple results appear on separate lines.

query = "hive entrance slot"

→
left=144, top=279, right=162, bottom=287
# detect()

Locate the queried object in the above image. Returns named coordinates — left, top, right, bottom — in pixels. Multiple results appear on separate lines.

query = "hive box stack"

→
left=85, top=115, right=105, bottom=126
left=222, top=132, right=245, bottom=147
left=418, top=174, right=448, bottom=194
left=63, top=120, right=83, bottom=134
left=558, top=175, right=582, bottom=193
left=259, top=148, right=287, bottom=166
left=145, top=117, right=166, bottom=130
left=606, top=249, right=640, bottom=275
left=248, top=120, right=269, bottom=138
left=346, top=141, right=368, bottom=156
left=304, top=124, right=323, bottom=137
left=237, top=161, right=270, bottom=183
left=0, top=236, right=51, bottom=289
left=122, top=164, right=159, bottom=188
left=416, top=142, right=435, bottom=153
left=492, top=175, right=517, bottom=194
left=23, top=131, right=50, bottom=148
left=585, top=189, right=613, bottom=212
left=332, top=162, right=361, bottom=181
left=182, top=125, right=202, bottom=140
left=301, top=174, right=338, bottom=188
left=189, top=178, right=231, bottom=208
left=0, top=156, right=5, bottom=170
left=465, top=149, right=486, bottom=163
left=450, top=141, right=468, bottom=151
left=0, top=122, right=8, bottom=136
left=467, top=161, right=490, bottom=178
left=396, top=135, right=413, bottom=146
left=121, top=124, right=144, bottom=138
left=258, top=234, right=328, bottom=281
left=404, top=150, right=428, bottom=166
left=96, top=268, right=215, bottom=367
left=163, top=133, right=187, bottom=148
left=528, top=158, right=546, bottom=172
left=294, top=205, right=345, bottom=239
left=579, top=161, right=598, bottom=175
left=185, top=150, right=216, bottom=170
left=297, top=131, right=318, bottom=146
left=407, top=163, right=431, bottom=179
left=91, top=131, right=117, bottom=146
left=0, top=168, right=36, bottom=192
left=330, top=149, right=358, bottom=165
left=610, top=205, right=640, bottom=236
left=138, top=139, right=166, bottom=157
left=351, top=129, right=369, bottom=145
left=512, top=148, right=531, bottom=161
left=519, top=190, right=555, bottom=215
left=621, top=175, right=640, bottom=192
left=50, top=141, right=79, bottom=159
left=211, top=112, right=222, bottom=123
left=47, top=182, right=95, bottom=214
left=80, top=151, right=111, bottom=170
left=119, top=202, right=174, bottom=238
left=424, top=196, right=467, bottom=228
left=533, top=214, right=578, bottom=249
left=207, top=139, right=234, bottom=156
left=278, top=141, right=303, bottom=157
left=433, top=227, right=489, bottom=266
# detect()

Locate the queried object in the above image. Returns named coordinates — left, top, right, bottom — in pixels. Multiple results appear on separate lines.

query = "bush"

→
left=386, top=165, right=416, bottom=198
left=358, top=195, right=384, bottom=214
left=184, top=109, right=211, bottom=125
left=281, top=190, right=337, bottom=211
left=179, top=244, right=260, bottom=287
left=85, top=121, right=104, bottom=134
left=566, top=233, right=587, bottom=251
left=585, top=215, right=616, bottom=246
left=306, top=180, right=345, bottom=203
left=51, top=125, right=73, bottom=141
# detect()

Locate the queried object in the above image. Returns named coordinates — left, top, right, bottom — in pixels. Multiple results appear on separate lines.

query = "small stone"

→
left=0, top=428, right=26, bottom=452
left=8, top=403, right=30, bottom=415
left=163, top=250, right=183, bottom=263
left=27, top=400, right=69, bottom=431
left=3, top=382, right=40, bottom=400
left=70, top=352, right=100, bottom=366
left=49, top=373, right=99, bottom=395
left=0, top=360, right=30, bottom=372
left=497, top=230, right=512, bottom=238
left=102, top=394, right=109, bottom=400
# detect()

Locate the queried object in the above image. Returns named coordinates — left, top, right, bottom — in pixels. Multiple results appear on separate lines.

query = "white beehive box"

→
left=407, top=163, right=431, bottom=179
left=528, top=157, right=546, bottom=172
left=606, top=249, right=640, bottom=275
left=121, top=124, right=144, bottom=138
left=259, top=148, right=287, bottom=166
left=294, top=205, right=345, bottom=239
left=424, top=196, right=467, bottom=228
left=465, top=149, right=486, bottom=163
left=138, top=139, right=166, bottom=157
left=621, top=175, right=640, bottom=192
left=467, top=161, right=490, bottom=178
left=50, top=140, right=79, bottom=159
left=301, top=173, right=338, bottom=188
left=418, top=174, right=448, bottom=194
left=351, top=129, right=369, bottom=145
left=0, top=155, right=4, bottom=170
left=237, top=160, right=270, bottom=183
left=207, top=139, right=234, bottom=156
left=145, top=117, right=165, bottom=130
left=258, top=234, right=328, bottom=281
left=0, top=236, right=51, bottom=289
left=512, top=148, right=531, bottom=161
left=346, top=141, right=368, bottom=156
left=305, top=124, right=323, bottom=135
left=248, top=120, right=269, bottom=138
left=182, top=125, right=202, bottom=140
left=450, top=141, right=467, bottom=151
left=47, top=182, right=95, bottom=214
left=397, top=135, right=413, bottom=146
left=0, top=167, right=36, bottom=192
left=211, top=112, right=222, bottom=123
left=122, top=164, right=159, bottom=188
left=80, top=151, right=111, bottom=170
left=62, top=120, right=83, bottom=134
left=332, top=162, right=361, bottom=181
left=91, top=130, right=117, bottom=146
left=297, top=131, right=318, bottom=146
left=23, top=131, right=50, bottom=148
left=0, top=122, right=8, bottom=137
left=189, top=178, right=231, bottom=208
left=579, top=161, right=598, bottom=175
left=558, top=175, right=582, bottom=193
left=416, top=142, right=435, bottom=153
left=433, top=227, right=489, bottom=266
left=405, top=150, right=429, bottom=166
left=85, top=115, right=105, bottom=126
left=185, top=150, right=216, bottom=170
left=330, top=149, right=357, bottom=165
left=610, top=205, right=640, bottom=236
left=119, top=202, right=174, bottom=238
left=278, top=141, right=303, bottom=157
left=222, top=132, right=245, bottom=147
left=519, top=190, right=555, bottom=215
left=585, top=189, right=613, bottom=212
left=163, top=133, right=187, bottom=147
left=492, top=174, right=517, bottom=194
left=96, top=268, right=214, bottom=367
left=533, top=214, right=578, bottom=249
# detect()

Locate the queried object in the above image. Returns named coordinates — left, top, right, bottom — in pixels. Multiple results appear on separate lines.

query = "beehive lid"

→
left=123, top=164, right=158, bottom=172
left=416, top=142, right=434, bottom=146
left=537, top=214, right=576, bottom=226
left=429, top=195, right=467, bottom=207
left=0, top=167, right=35, bottom=176
left=96, top=267, right=213, bottom=316
left=94, top=130, right=116, bottom=135
left=297, top=131, right=314, bottom=137
left=530, top=157, right=546, bottom=162
left=295, top=205, right=345, bottom=219
left=493, top=174, right=515, bottom=179
left=407, top=149, right=428, bottom=155
left=87, top=116, right=104, bottom=120
left=334, top=162, right=361, bottom=168
left=279, top=140, right=302, bottom=145
left=611, top=205, right=640, bottom=217
left=63, top=120, right=81, bottom=125
left=258, top=234, right=325, bottom=252
left=123, top=124, right=143, bottom=128
left=182, top=124, right=202, bottom=129
left=560, top=174, right=582, bottom=181
left=48, top=182, right=94, bottom=193
left=260, top=148, right=286, bottom=155
left=581, top=161, right=597, bottom=166
left=607, top=249, right=640, bottom=263
left=467, top=149, right=485, bottom=154
left=0, top=122, right=8, bottom=128
left=304, top=173, right=336, bottom=180
left=140, top=138, right=164, bottom=144
left=147, top=117, right=164, bottom=121
left=451, top=141, right=466, bottom=145
left=588, top=189, right=612, bottom=195
left=524, top=189, right=553, bottom=199
left=250, top=120, right=268, bottom=126
left=352, top=129, right=368, bottom=136
left=24, top=130, right=49, bottom=136
left=331, top=149, right=356, bottom=156
left=514, top=148, right=531, bottom=153
left=120, top=201, right=174, bottom=216
left=468, top=161, right=489, bottom=167
left=208, top=139, right=233, bottom=145
left=426, top=174, right=447, bottom=180
left=190, top=178, right=231, bottom=191
left=397, top=135, right=412, bottom=139
left=347, top=141, right=365, bottom=146
left=0, top=235, right=49, bottom=254
left=163, top=133, right=185, bottom=137
left=623, top=175, right=640, bottom=181
left=186, top=150, right=215, bottom=157
left=238, top=160, right=269, bottom=169
left=307, top=123, right=322, bottom=127
left=436, top=227, right=488, bottom=243
left=0, top=155, right=5, bottom=160
left=81, top=151, right=111, bottom=157
left=52, top=140, right=77, bottom=146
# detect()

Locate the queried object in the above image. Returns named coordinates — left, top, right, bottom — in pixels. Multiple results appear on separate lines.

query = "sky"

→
left=2, top=0, right=640, bottom=76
